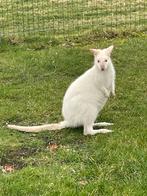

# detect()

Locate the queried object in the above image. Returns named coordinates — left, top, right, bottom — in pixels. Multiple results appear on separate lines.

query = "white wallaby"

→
left=7, top=45, right=116, bottom=135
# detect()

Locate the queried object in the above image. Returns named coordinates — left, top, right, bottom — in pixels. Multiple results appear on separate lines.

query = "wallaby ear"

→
left=90, top=49, right=101, bottom=56
left=105, top=45, right=114, bottom=56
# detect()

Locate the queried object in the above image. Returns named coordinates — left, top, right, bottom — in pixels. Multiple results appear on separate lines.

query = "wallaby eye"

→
left=105, top=59, right=108, bottom=62
left=97, top=60, right=100, bottom=63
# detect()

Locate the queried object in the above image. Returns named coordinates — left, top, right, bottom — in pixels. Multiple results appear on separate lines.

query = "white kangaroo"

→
left=8, top=45, right=116, bottom=135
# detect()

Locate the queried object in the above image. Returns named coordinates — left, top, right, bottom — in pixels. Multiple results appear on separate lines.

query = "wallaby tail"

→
left=7, top=121, right=67, bottom=133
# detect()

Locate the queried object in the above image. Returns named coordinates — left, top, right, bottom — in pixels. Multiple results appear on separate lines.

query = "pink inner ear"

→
left=90, top=49, right=101, bottom=55
left=106, top=45, right=114, bottom=56
left=90, top=49, right=97, bottom=55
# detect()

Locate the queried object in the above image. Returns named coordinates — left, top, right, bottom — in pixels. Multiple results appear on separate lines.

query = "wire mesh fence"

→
left=0, top=0, right=146, bottom=40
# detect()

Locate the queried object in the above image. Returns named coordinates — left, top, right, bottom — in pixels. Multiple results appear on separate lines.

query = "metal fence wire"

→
left=0, top=0, right=146, bottom=39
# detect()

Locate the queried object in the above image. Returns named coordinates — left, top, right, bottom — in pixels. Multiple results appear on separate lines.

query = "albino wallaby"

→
left=8, top=45, right=116, bottom=135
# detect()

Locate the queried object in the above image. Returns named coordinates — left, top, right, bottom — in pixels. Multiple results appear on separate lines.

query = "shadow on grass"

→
left=0, top=146, right=42, bottom=170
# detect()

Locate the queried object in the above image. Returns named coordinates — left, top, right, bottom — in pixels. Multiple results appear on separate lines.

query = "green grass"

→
left=0, top=36, right=147, bottom=195
left=0, top=0, right=147, bottom=39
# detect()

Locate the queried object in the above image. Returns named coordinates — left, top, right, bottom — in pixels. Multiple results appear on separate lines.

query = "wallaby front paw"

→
left=103, top=87, right=110, bottom=98
left=112, top=92, right=116, bottom=97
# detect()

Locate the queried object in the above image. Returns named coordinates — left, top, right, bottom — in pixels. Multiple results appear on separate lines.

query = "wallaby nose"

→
left=101, top=65, right=105, bottom=71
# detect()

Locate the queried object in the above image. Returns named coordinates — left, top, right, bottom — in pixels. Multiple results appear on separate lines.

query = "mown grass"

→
left=0, top=36, right=147, bottom=195
left=0, top=0, right=147, bottom=39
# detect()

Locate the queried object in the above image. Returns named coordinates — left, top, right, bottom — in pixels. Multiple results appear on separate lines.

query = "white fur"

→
left=7, top=46, right=115, bottom=135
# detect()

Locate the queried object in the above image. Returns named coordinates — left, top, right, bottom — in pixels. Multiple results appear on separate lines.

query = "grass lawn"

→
left=0, top=35, right=147, bottom=195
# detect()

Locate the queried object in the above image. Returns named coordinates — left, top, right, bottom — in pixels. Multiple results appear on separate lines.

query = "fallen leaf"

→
left=47, top=142, right=58, bottom=152
left=2, top=164, right=14, bottom=173
left=79, top=180, right=88, bottom=186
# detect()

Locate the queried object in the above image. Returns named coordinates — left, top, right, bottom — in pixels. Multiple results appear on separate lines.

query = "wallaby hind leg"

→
left=84, top=124, right=113, bottom=136
left=93, top=122, right=113, bottom=127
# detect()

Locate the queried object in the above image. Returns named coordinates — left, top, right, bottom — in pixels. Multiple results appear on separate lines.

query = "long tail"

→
left=7, top=121, right=67, bottom=133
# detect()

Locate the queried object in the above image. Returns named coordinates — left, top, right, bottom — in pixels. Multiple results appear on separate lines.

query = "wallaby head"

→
left=90, top=45, right=114, bottom=71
